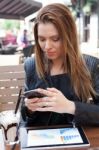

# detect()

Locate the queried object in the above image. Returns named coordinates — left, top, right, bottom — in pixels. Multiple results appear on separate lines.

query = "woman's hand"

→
left=35, top=88, right=75, bottom=114
left=25, top=97, right=41, bottom=112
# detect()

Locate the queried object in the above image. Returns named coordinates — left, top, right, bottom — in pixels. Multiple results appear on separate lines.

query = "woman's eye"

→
left=52, top=37, right=60, bottom=41
left=39, top=38, right=45, bottom=42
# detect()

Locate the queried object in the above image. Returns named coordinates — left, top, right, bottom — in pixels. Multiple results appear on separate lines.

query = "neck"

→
left=50, top=59, right=65, bottom=76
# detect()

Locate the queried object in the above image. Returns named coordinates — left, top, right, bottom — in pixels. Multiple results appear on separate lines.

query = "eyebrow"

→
left=38, top=35, right=59, bottom=38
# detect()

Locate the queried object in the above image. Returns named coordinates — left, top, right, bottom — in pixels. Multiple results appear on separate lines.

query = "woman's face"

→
left=38, top=22, right=64, bottom=62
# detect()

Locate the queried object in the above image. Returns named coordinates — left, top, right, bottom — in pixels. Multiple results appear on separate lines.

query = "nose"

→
left=44, top=40, right=52, bottom=50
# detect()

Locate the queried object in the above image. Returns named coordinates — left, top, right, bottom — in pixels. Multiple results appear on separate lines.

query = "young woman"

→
left=21, top=3, right=99, bottom=126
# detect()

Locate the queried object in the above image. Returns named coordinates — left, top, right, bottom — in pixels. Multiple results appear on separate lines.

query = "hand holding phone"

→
left=24, top=90, right=46, bottom=99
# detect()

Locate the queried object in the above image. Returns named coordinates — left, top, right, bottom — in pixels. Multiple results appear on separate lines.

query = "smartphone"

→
left=24, top=90, right=46, bottom=99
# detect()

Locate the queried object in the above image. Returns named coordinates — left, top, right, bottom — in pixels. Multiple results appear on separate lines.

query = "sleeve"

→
left=24, top=57, right=37, bottom=91
left=92, top=59, right=99, bottom=101
left=74, top=57, right=99, bottom=126
left=21, top=57, right=38, bottom=124
left=24, top=57, right=35, bottom=91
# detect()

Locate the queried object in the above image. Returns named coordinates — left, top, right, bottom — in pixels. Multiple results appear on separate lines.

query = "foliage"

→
left=1, top=19, right=20, bottom=31
left=83, top=0, right=98, bottom=14
left=71, top=0, right=98, bottom=17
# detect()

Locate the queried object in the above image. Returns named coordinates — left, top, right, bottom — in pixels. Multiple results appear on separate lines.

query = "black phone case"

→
left=24, top=90, right=45, bottom=99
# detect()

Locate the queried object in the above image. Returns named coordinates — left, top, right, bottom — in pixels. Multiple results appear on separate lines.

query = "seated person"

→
left=21, top=3, right=99, bottom=127
left=3, top=30, right=16, bottom=46
left=17, top=29, right=30, bottom=49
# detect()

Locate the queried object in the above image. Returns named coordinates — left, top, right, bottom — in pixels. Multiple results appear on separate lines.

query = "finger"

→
left=25, top=98, right=39, bottom=105
left=36, top=106, right=53, bottom=112
left=25, top=99, right=39, bottom=108
left=28, top=106, right=38, bottom=112
left=37, top=88, right=55, bottom=97
left=36, top=101, right=56, bottom=108
left=36, top=101, right=49, bottom=107
left=47, top=87, right=60, bottom=92
left=27, top=103, right=41, bottom=111
left=41, top=97, right=56, bottom=102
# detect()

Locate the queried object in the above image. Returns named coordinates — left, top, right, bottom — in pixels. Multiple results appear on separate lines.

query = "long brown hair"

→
left=34, top=3, right=95, bottom=102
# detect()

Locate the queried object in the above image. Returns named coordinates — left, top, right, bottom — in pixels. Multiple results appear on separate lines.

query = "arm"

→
left=21, top=57, right=38, bottom=123
left=33, top=56, right=99, bottom=126
left=74, top=56, right=99, bottom=125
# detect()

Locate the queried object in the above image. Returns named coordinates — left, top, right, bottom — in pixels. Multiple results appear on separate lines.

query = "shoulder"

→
left=24, top=55, right=35, bottom=66
left=83, top=54, right=99, bottom=72
left=83, top=54, right=99, bottom=63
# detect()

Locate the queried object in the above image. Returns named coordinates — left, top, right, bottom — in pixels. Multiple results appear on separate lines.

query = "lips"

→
left=47, top=52, right=56, bottom=56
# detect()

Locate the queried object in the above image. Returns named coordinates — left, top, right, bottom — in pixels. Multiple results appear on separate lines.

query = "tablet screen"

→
left=27, top=128, right=83, bottom=146
left=20, top=126, right=90, bottom=149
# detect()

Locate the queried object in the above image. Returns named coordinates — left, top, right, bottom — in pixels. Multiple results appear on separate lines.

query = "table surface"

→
left=6, top=126, right=99, bottom=150
left=0, top=129, right=5, bottom=150
left=0, top=54, right=21, bottom=66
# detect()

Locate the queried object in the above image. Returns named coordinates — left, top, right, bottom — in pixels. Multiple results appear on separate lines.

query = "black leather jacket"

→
left=21, top=54, right=99, bottom=126
left=74, top=54, right=99, bottom=125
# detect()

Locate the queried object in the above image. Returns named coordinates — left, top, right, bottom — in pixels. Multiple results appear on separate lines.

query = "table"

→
left=0, top=54, right=22, bottom=66
left=0, top=128, right=5, bottom=150
left=6, top=126, right=99, bottom=150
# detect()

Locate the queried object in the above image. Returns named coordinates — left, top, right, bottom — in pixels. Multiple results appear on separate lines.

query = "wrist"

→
left=67, top=101, right=76, bottom=115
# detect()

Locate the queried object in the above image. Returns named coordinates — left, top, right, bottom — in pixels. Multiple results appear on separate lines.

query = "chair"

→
left=23, top=44, right=34, bottom=58
left=0, top=64, right=25, bottom=143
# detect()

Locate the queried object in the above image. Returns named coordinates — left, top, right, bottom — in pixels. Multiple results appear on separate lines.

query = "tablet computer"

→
left=20, top=125, right=90, bottom=150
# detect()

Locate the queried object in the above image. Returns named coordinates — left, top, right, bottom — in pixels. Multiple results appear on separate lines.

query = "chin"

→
left=47, top=56, right=56, bottom=60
